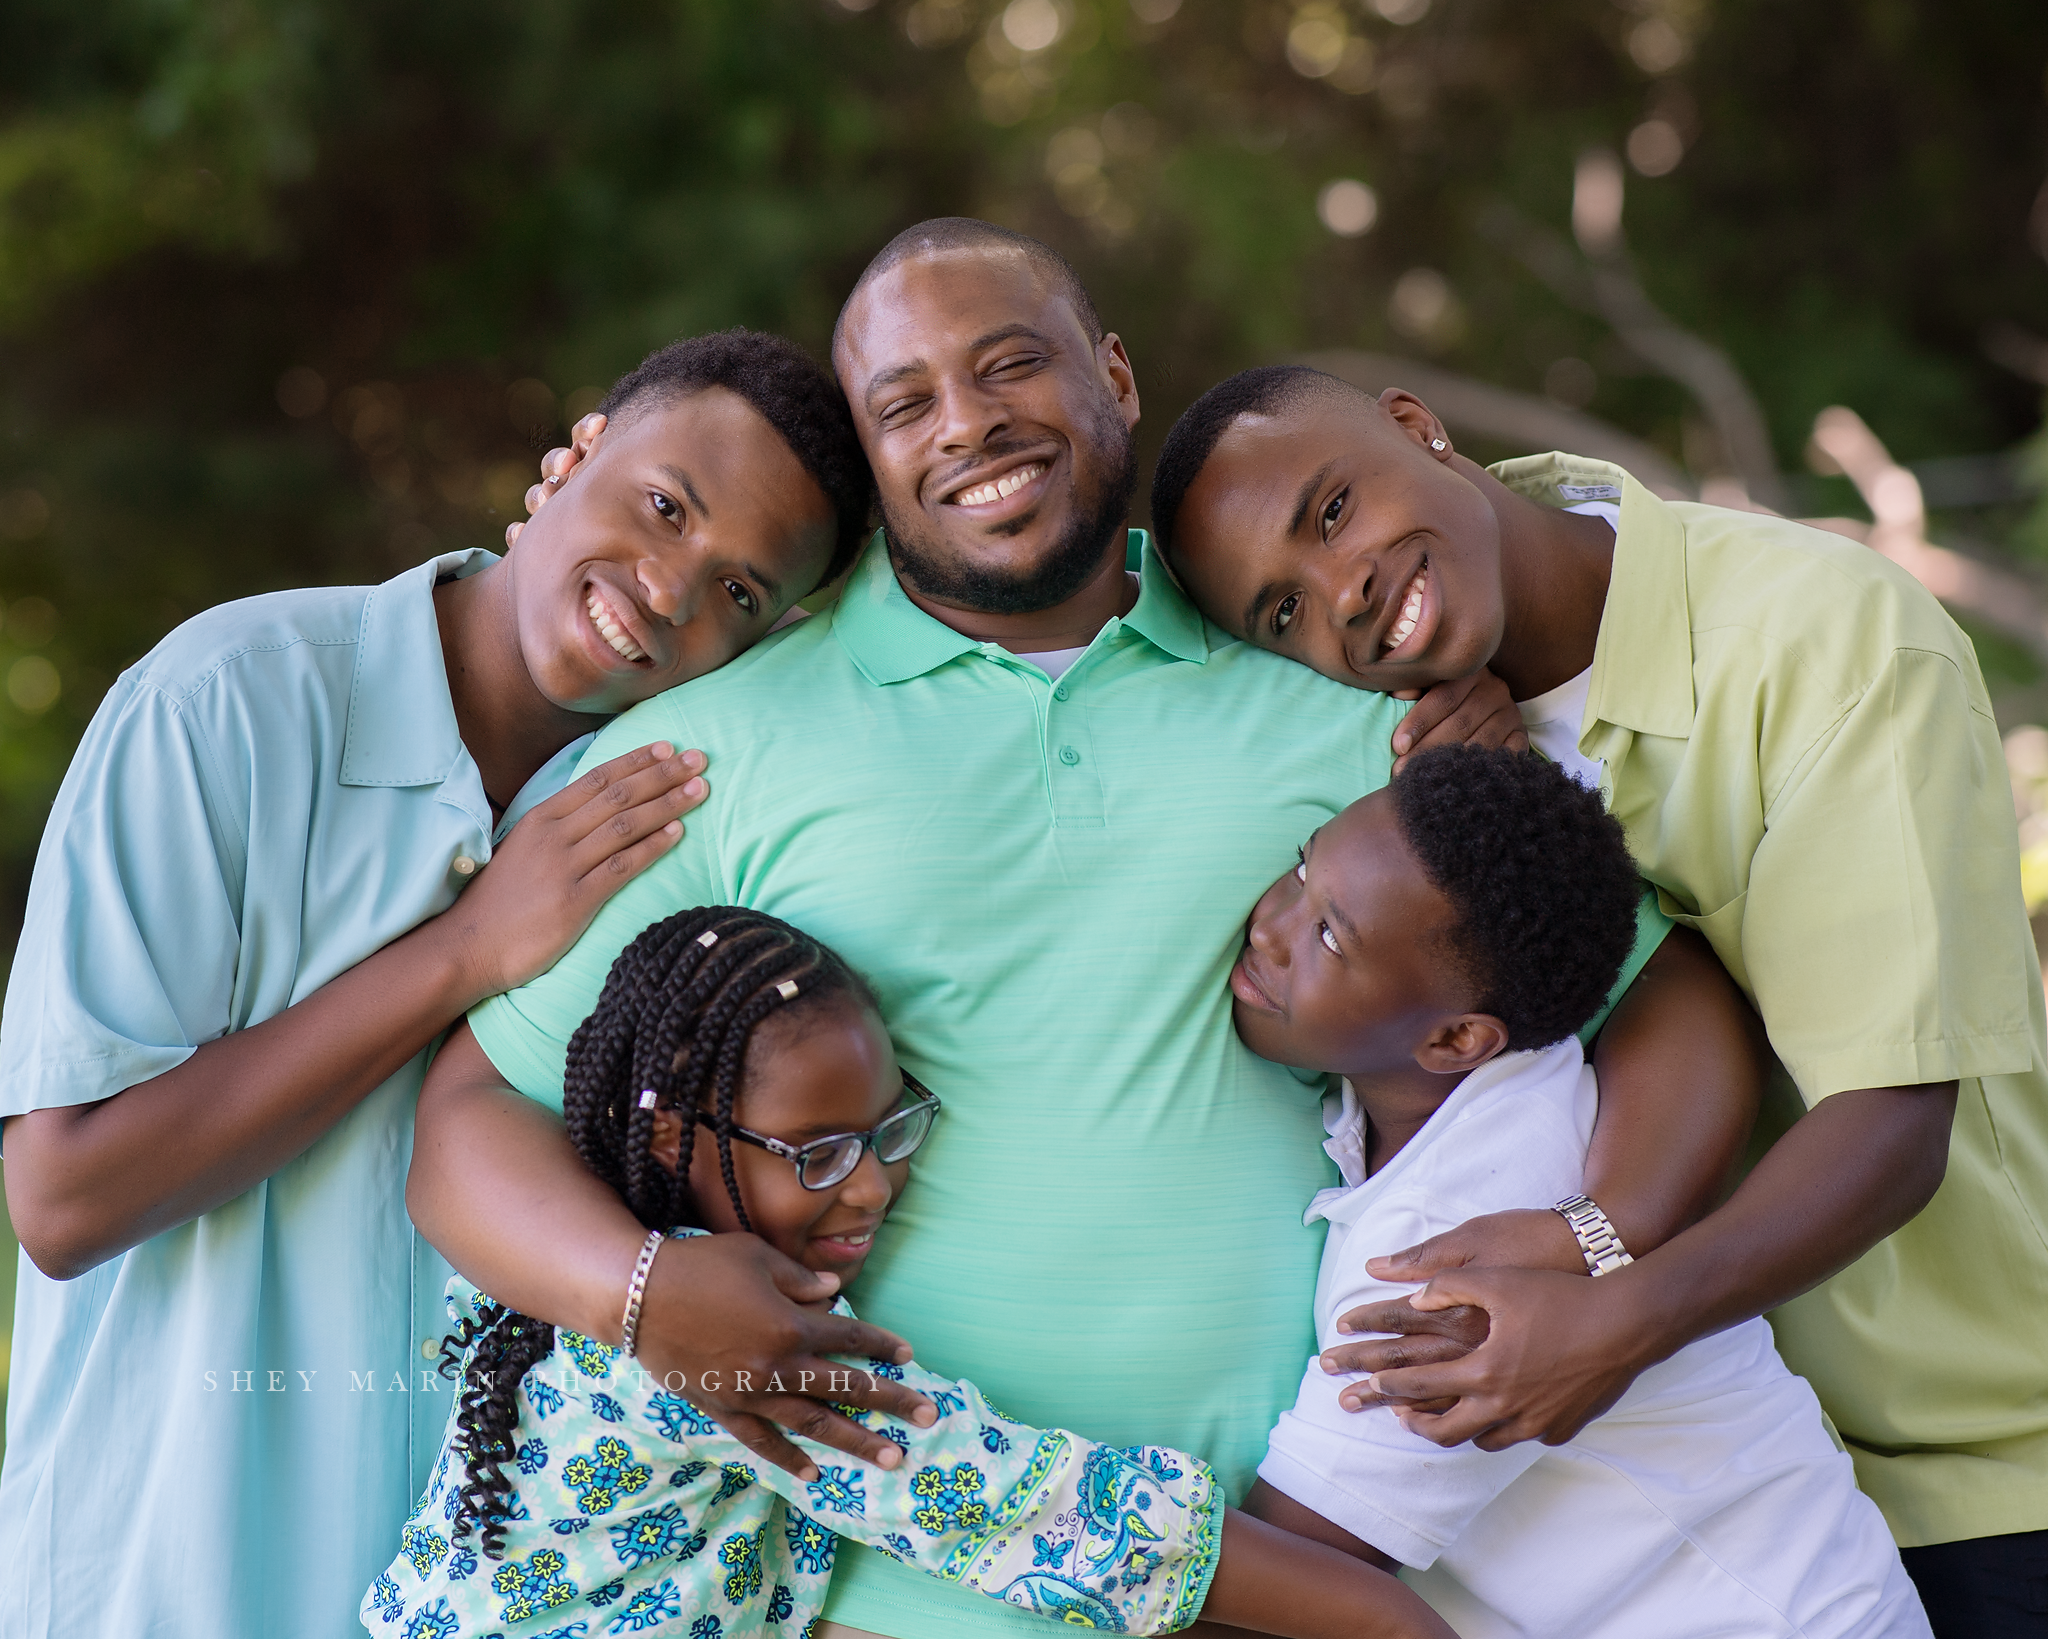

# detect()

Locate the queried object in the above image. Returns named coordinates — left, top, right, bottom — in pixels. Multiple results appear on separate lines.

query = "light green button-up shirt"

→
left=0, top=552, right=588, bottom=1639
left=1497, top=452, right=2048, bottom=1547
left=470, top=532, right=1410, bottom=1639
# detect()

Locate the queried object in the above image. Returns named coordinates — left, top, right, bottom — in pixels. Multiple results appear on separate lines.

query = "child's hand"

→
left=632, top=1231, right=939, bottom=1480
left=1389, top=668, right=1529, bottom=772
left=431, top=741, right=705, bottom=1000
left=504, top=412, right=604, bottom=548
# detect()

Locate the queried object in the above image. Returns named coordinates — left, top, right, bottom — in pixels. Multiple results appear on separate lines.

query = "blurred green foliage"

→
left=0, top=1, right=2046, bottom=1409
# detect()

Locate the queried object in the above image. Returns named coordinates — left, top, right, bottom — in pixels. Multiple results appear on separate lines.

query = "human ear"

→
left=1413, top=1014, right=1510, bottom=1074
left=1098, top=333, right=1141, bottom=429
left=1377, top=390, right=1453, bottom=460
left=648, top=1108, right=683, bottom=1175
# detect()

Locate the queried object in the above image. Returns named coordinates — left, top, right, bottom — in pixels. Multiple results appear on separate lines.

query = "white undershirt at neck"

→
left=1012, top=644, right=1089, bottom=681
left=1515, top=501, right=1620, bottom=792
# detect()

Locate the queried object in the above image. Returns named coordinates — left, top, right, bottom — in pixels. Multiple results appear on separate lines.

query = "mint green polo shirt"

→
left=470, top=532, right=1407, bottom=1639
left=0, top=552, right=589, bottom=1639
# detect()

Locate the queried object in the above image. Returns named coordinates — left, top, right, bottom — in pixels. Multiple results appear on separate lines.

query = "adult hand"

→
left=631, top=1232, right=937, bottom=1480
left=505, top=412, right=604, bottom=548
left=1323, top=1209, right=1583, bottom=1413
left=1351, top=1265, right=1655, bottom=1450
left=432, top=740, right=706, bottom=999
left=1390, top=668, right=1529, bottom=771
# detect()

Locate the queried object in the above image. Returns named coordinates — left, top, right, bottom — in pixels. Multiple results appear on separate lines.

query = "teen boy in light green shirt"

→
left=1151, top=364, right=2048, bottom=1633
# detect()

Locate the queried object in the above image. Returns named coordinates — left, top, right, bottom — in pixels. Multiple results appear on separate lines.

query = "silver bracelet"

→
left=1553, top=1193, right=1634, bottom=1276
left=618, top=1228, right=666, bottom=1357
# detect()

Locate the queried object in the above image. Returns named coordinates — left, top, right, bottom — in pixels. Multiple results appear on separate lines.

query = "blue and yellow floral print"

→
left=363, top=1243, right=1220, bottom=1638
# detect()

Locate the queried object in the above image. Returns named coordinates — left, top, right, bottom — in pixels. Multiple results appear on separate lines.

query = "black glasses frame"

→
left=698, top=1073, right=942, bottom=1191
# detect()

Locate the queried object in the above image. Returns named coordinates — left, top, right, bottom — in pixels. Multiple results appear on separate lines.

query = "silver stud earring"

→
left=1431, top=438, right=1447, bottom=451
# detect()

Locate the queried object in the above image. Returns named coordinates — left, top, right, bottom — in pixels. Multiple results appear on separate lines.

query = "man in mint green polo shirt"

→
left=413, top=221, right=1759, bottom=1639
left=1150, top=364, right=2048, bottom=1635
left=0, top=333, right=876, bottom=1639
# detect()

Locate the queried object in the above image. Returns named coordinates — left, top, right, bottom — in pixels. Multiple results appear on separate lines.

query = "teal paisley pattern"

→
left=362, top=1240, right=1220, bottom=1636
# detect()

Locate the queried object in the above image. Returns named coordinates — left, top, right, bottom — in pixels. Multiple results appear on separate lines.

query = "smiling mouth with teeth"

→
left=586, top=587, right=648, bottom=663
left=1380, top=564, right=1429, bottom=656
left=951, top=462, right=1046, bottom=508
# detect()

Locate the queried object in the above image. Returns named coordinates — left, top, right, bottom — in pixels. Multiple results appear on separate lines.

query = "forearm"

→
left=1584, top=928, right=1762, bottom=1254
left=1194, top=1509, right=1453, bottom=1639
left=408, top=1024, right=645, bottom=1343
left=1616, top=1079, right=1956, bottom=1363
left=4, top=916, right=488, bottom=1277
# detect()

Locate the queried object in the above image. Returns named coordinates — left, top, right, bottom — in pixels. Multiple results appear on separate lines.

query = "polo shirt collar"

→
left=833, top=528, right=1209, bottom=685
left=1487, top=451, right=1695, bottom=739
left=340, top=548, right=494, bottom=789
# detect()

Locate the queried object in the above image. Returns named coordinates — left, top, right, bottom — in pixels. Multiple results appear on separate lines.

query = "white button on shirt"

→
left=1261, top=1041, right=1931, bottom=1639
left=0, top=551, right=589, bottom=1639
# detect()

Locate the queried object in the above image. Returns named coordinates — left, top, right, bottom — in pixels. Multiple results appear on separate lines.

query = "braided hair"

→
left=445, top=906, right=877, bottom=1556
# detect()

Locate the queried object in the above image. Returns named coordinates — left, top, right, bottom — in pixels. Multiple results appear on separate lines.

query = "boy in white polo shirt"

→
left=1223, top=745, right=1928, bottom=1639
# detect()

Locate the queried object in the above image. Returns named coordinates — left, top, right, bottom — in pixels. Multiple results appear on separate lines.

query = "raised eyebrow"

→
left=1301, top=829, right=1362, bottom=944
left=1287, top=461, right=1335, bottom=538
left=1243, top=579, right=1279, bottom=641
left=658, top=465, right=712, bottom=518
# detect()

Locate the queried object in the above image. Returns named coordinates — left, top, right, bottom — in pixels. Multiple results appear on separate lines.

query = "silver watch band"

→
left=1553, top=1192, right=1634, bottom=1276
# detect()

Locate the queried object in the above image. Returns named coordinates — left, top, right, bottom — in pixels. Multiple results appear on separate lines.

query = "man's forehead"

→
left=839, top=248, right=1077, bottom=373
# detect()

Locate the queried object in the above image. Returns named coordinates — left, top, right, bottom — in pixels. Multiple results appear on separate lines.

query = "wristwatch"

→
left=1553, top=1193, right=1634, bottom=1276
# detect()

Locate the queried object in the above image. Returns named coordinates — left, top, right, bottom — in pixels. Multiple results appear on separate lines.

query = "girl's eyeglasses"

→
left=700, top=1074, right=942, bottom=1192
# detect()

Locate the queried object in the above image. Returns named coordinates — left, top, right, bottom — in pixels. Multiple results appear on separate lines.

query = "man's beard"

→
left=881, top=409, right=1139, bottom=617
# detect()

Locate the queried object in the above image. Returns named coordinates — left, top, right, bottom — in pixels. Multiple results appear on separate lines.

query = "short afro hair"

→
left=600, top=328, right=873, bottom=585
left=834, top=217, right=1103, bottom=356
left=1150, top=365, right=1358, bottom=564
left=1390, top=746, right=1645, bottom=1051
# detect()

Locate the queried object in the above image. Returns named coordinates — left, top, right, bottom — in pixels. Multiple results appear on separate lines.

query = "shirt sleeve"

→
left=1577, top=886, right=1674, bottom=1044
left=1740, top=646, right=2037, bottom=1102
left=0, top=676, right=243, bottom=1121
left=467, top=699, right=721, bottom=1113
left=770, top=1353, right=1222, bottom=1635
left=1258, top=1192, right=1547, bottom=1569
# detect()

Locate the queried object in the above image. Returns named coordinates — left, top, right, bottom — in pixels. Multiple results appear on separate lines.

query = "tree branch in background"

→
left=1808, top=405, right=2048, bottom=662
left=1569, top=149, right=1789, bottom=514
left=1296, top=350, right=1693, bottom=499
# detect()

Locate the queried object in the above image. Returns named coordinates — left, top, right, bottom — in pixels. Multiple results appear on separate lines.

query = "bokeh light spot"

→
left=1626, top=119, right=1685, bottom=177
left=275, top=366, right=327, bottom=418
left=1628, top=18, right=1689, bottom=74
left=1318, top=179, right=1379, bottom=237
left=8, top=655, right=60, bottom=715
left=1001, top=0, right=1066, bottom=53
left=1371, top=0, right=1431, bottom=23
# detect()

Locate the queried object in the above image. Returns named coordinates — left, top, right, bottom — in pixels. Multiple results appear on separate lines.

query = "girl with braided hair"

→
left=365, top=906, right=1458, bottom=1639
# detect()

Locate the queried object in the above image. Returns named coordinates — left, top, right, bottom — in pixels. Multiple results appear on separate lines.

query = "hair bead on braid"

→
left=446, top=906, right=877, bottom=1555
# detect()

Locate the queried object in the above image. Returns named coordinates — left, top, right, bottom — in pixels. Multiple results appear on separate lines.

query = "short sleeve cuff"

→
left=467, top=992, right=569, bottom=1114
left=1256, top=1446, right=1444, bottom=1571
left=0, top=1042, right=196, bottom=1123
left=1781, top=1026, right=2037, bottom=1104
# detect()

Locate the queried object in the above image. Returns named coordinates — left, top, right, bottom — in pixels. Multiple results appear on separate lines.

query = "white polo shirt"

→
left=1260, top=1040, right=1931, bottom=1639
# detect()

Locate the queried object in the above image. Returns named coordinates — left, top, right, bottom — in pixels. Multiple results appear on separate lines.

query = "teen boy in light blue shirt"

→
left=0, top=333, right=884, bottom=1639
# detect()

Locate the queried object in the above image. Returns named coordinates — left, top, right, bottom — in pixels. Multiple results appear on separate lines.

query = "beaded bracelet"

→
left=619, top=1228, right=666, bottom=1357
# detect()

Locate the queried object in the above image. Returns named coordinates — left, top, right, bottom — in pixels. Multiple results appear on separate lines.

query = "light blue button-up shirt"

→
left=0, top=551, right=588, bottom=1639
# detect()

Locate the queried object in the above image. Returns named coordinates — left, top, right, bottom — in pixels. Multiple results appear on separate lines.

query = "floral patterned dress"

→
left=362, top=1249, right=1221, bottom=1639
